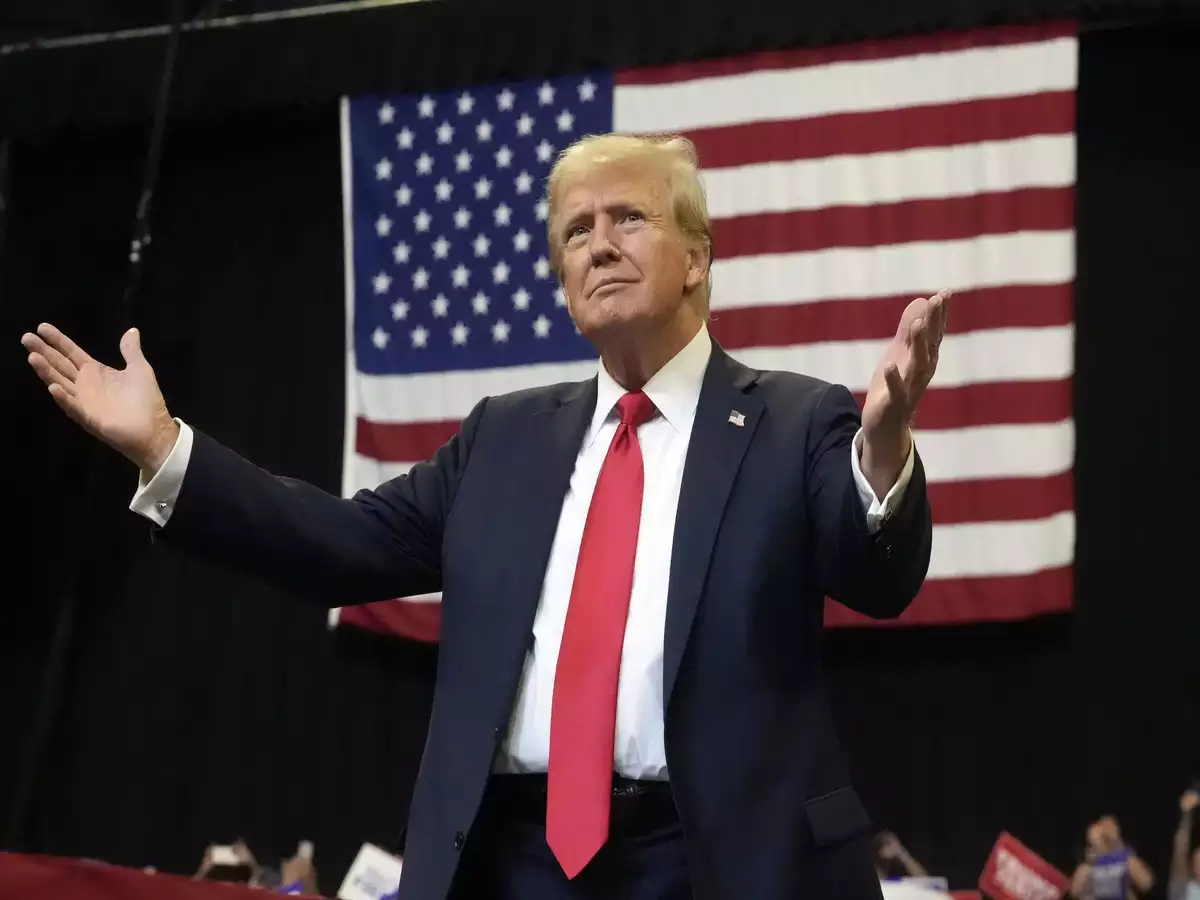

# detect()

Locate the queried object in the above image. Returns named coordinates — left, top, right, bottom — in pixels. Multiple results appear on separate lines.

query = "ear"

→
left=683, top=241, right=710, bottom=293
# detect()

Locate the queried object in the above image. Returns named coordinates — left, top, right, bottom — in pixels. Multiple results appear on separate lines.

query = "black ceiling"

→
left=0, top=0, right=349, bottom=42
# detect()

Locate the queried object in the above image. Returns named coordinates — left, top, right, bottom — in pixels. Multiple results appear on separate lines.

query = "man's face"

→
left=555, top=164, right=706, bottom=343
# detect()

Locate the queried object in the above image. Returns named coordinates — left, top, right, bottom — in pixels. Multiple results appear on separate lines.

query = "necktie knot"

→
left=616, top=391, right=656, bottom=430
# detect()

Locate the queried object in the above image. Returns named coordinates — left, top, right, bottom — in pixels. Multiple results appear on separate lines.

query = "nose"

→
left=587, top=217, right=621, bottom=266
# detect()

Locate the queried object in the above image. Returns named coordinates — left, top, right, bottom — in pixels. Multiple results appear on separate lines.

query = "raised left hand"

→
left=860, top=289, right=951, bottom=489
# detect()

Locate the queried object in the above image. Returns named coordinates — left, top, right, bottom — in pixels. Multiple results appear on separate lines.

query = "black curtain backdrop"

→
left=2, top=18, right=1199, bottom=898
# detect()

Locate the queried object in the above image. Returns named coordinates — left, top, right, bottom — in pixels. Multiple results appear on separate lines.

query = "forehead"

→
left=556, top=162, right=669, bottom=216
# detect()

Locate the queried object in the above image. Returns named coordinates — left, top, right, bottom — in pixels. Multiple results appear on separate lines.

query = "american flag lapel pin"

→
left=728, top=409, right=746, bottom=427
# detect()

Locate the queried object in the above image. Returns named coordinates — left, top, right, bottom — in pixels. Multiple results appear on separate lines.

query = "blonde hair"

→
left=546, top=133, right=714, bottom=305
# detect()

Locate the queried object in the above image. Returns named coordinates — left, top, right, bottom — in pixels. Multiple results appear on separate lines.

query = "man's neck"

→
left=598, top=314, right=703, bottom=391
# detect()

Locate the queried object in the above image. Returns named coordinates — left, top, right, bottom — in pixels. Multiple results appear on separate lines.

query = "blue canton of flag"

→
left=348, top=73, right=614, bottom=376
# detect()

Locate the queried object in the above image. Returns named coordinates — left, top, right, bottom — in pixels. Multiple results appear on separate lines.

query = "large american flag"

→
left=332, top=22, right=1077, bottom=641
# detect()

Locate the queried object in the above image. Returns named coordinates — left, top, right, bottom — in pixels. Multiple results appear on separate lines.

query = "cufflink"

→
left=155, top=501, right=167, bottom=511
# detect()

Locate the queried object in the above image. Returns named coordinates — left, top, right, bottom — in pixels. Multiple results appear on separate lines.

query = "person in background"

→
left=874, top=832, right=929, bottom=881
left=1070, top=815, right=1154, bottom=900
left=1168, top=788, right=1200, bottom=900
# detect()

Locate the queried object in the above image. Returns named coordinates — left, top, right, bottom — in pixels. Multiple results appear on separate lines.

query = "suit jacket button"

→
left=453, top=831, right=465, bottom=850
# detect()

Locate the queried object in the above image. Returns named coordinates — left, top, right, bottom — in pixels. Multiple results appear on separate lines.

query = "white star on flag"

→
left=494, top=204, right=512, bottom=226
left=474, top=178, right=492, bottom=199
left=378, top=102, right=395, bottom=124
left=533, top=314, right=551, bottom=338
left=473, top=234, right=490, bottom=257
left=578, top=79, right=596, bottom=101
left=513, top=229, right=532, bottom=252
left=512, top=287, right=530, bottom=310
left=535, top=140, right=554, bottom=163
left=537, top=82, right=555, bottom=105
left=476, top=119, right=493, bottom=141
left=451, top=322, right=469, bottom=345
left=494, top=146, right=513, bottom=168
left=452, top=263, right=471, bottom=287
left=533, top=257, right=550, bottom=279
left=433, top=236, right=450, bottom=259
left=434, top=179, right=452, bottom=201
left=396, top=128, right=413, bottom=149
left=391, top=300, right=409, bottom=320
left=497, top=88, right=514, bottom=110
left=373, top=272, right=392, bottom=294
left=415, top=153, right=433, bottom=175
left=412, top=267, right=429, bottom=290
left=471, top=292, right=490, bottom=314
left=432, top=294, right=450, bottom=317
left=492, top=261, right=510, bottom=284
left=515, top=171, right=533, bottom=194
left=371, top=326, right=389, bottom=348
left=411, top=325, right=429, bottom=348
left=394, top=184, right=412, bottom=206
left=516, top=114, right=534, bottom=136
left=413, top=210, right=431, bottom=232
left=375, top=215, right=392, bottom=237
left=436, top=121, right=454, bottom=144
left=454, top=207, right=472, bottom=229
left=457, top=92, right=474, bottom=115
left=492, top=319, right=511, bottom=342
left=392, top=241, right=410, bottom=263
left=455, top=150, right=472, bottom=172
left=556, top=110, right=574, bottom=132
left=375, top=158, right=393, bottom=180
left=417, top=95, right=435, bottom=118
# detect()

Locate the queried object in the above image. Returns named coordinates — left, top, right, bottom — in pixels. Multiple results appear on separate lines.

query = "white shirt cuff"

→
left=850, top=428, right=916, bottom=533
left=129, top=419, right=194, bottom=527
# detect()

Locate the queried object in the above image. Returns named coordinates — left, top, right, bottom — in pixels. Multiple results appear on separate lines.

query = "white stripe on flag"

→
left=928, top=511, right=1074, bottom=579
left=613, top=36, right=1077, bottom=133
left=348, top=418, right=1072, bottom=489
left=701, top=136, right=1075, bottom=219
left=353, top=324, right=1071, bottom=425
left=710, top=231, right=1074, bottom=310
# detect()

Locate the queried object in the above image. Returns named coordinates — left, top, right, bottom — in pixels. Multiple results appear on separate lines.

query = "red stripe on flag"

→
left=617, top=22, right=1076, bottom=85
left=338, top=599, right=442, bottom=643
left=336, top=560, right=1075, bottom=643
left=356, top=418, right=459, bottom=464
left=823, top=564, right=1072, bottom=627
left=687, top=92, right=1076, bottom=170
left=851, top=380, right=1073, bottom=431
left=710, top=284, right=1074, bottom=348
left=929, top=472, right=1073, bottom=525
left=711, top=188, right=1075, bottom=259
left=357, top=377, right=1069, bottom=463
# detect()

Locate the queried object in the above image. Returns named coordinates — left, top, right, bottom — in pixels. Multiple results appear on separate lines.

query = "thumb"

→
left=119, top=327, right=145, bottom=366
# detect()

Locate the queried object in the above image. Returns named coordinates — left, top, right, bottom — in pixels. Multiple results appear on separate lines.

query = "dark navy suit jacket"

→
left=158, top=339, right=932, bottom=900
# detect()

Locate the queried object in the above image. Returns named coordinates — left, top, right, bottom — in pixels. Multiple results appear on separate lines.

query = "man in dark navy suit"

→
left=23, top=133, right=948, bottom=900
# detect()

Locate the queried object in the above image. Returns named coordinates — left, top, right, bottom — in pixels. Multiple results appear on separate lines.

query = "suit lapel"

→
left=662, top=343, right=762, bottom=709
left=501, top=379, right=597, bottom=644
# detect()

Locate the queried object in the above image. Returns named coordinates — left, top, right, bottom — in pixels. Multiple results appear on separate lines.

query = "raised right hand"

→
left=21, top=323, right=179, bottom=474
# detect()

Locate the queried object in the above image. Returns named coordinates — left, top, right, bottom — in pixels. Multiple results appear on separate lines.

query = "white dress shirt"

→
left=131, top=324, right=915, bottom=779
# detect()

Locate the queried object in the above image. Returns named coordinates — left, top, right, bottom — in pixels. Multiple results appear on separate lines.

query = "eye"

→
left=566, top=224, right=588, bottom=240
left=622, top=211, right=644, bottom=224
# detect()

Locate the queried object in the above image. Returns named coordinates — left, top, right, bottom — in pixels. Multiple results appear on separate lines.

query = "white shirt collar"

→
left=585, top=324, right=712, bottom=448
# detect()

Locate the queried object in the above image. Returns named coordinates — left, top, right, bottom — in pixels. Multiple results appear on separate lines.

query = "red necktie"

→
left=546, top=390, right=657, bottom=878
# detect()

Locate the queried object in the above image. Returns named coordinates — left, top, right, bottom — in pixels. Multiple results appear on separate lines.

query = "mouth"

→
left=590, top=278, right=633, bottom=297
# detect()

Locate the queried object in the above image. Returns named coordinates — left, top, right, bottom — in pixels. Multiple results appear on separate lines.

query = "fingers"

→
left=883, top=362, right=908, bottom=409
left=119, top=327, right=145, bottom=366
left=33, top=323, right=94, bottom=369
left=47, top=382, right=87, bottom=424
left=22, top=332, right=80, bottom=382
left=908, top=314, right=932, bottom=375
left=27, top=350, right=78, bottom=397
